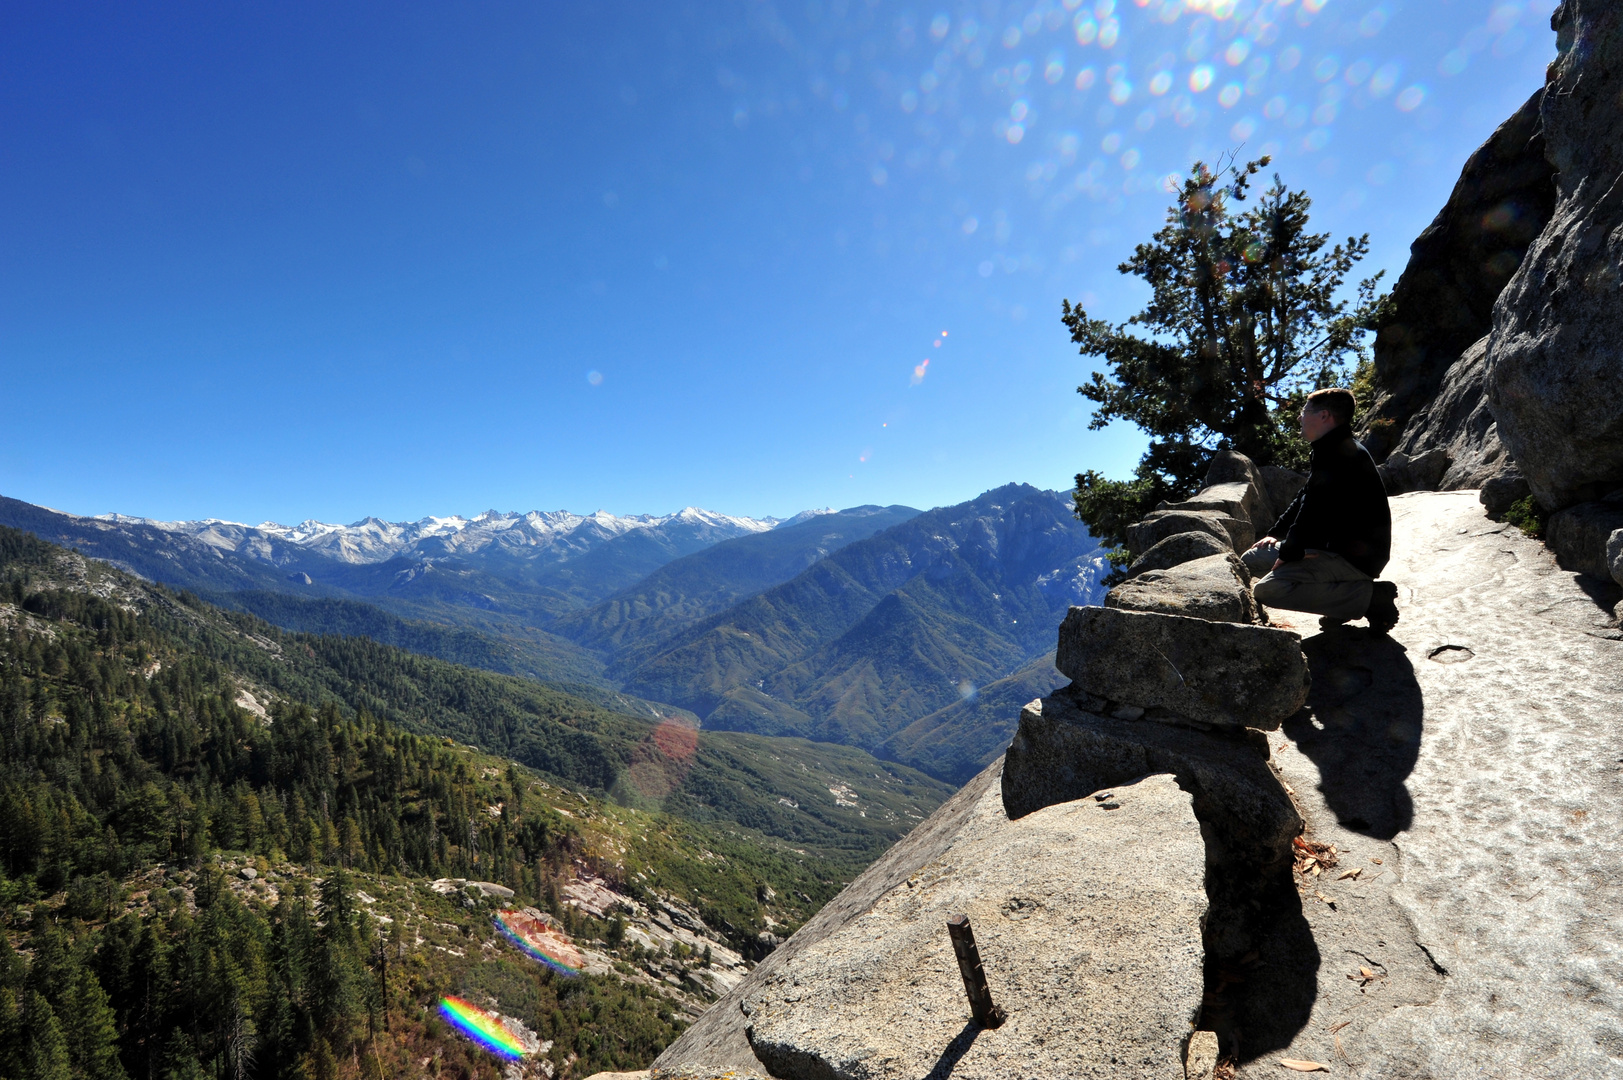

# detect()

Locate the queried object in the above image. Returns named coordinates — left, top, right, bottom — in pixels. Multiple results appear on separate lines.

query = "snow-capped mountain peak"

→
left=86, top=505, right=784, bottom=566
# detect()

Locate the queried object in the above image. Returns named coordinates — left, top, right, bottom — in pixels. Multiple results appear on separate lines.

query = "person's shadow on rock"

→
left=1283, top=628, right=1423, bottom=839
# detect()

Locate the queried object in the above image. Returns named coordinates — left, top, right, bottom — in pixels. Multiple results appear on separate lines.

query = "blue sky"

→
left=1, top=0, right=1555, bottom=524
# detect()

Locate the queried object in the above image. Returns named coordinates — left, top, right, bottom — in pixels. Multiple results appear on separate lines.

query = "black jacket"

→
left=1268, top=424, right=1391, bottom=577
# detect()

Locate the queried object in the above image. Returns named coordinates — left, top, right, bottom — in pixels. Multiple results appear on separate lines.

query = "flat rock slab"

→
left=740, top=772, right=1207, bottom=1080
left=1107, top=553, right=1257, bottom=624
left=1002, top=691, right=1300, bottom=870
left=1237, top=491, right=1623, bottom=1078
left=652, top=762, right=1013, bottom=1079
left=1056, top=606, right=1309, bottom=730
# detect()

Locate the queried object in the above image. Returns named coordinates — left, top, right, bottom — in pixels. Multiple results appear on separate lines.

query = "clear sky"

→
left=1, top=0, right=1556, bottom=525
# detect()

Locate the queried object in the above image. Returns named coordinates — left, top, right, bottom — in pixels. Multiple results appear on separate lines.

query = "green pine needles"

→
left=1063, top=155, right=1391, bottom=547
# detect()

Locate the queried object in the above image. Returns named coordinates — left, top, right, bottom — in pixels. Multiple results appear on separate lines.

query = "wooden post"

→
left=946, top=914, right=1006, bottom=1028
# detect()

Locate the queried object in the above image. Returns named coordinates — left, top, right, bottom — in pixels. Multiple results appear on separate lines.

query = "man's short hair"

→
left=1306, top=387, right=1355, bottom=426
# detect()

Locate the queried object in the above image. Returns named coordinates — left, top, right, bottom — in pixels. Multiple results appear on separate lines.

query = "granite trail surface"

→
left=1255, top=490, right=1623, bottom=1078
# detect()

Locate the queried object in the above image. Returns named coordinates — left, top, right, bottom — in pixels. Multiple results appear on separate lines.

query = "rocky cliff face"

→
left=1487, top=0, right=1623, bottom=510
left=1352, top=1, right=1623, bottom=579
left=1360, top=88, right=1555, bottom=476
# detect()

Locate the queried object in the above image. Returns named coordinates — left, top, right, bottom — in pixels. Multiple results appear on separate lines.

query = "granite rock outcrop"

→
left=1159, top=482, right=1272, bottom=535
left=1487, top=0, right=1623, bottom=510
left=1204, top=451, right=1277, bottom=525
left=1126, top=509, right=1253, bottom=557
left=739, top=770, right=1206, bottom=1080
left=1360, top=87, right=1555, bottom=471
left=1124, top=530, right=1233, bottom=580
left=1544, top=500, right=1623, bottom=581
left=1106, top=553, right=1258, bottom=624
left=1056, top=606, right=1308, bottom=731
left=1002, top=691, right=1301, bottom=871
left=1478, top=462, right=1531, bottom=518
left=650, top=763, right=1212, bottom=1080
left=653, top=452, right=1310, bottom=1080
left=1377, top=446, right=1453, bottom=497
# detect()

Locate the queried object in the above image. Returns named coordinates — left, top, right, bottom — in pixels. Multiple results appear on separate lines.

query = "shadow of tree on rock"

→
left=1285, top=629, right=1423, bottom=839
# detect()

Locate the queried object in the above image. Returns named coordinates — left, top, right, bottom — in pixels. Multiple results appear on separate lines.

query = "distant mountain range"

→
left=92, top=505, right=785, bottom=564
left=614, top=485, right=1103, bottom=753
left=0, top=486, right=1107, bottom=780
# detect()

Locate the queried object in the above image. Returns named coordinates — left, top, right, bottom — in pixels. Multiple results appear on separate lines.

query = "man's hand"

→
left=1248, top=536, right=1278, bottom=553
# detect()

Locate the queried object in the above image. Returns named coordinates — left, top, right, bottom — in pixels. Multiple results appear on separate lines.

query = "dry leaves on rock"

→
left=1277, top=1059, right=1330, bottom=1072
left=1293, top=836, right=1339, bottom=878
left=1330, top=1019, right=1353, bottom=1061
left=1347, top=965, right=1384, bottom=988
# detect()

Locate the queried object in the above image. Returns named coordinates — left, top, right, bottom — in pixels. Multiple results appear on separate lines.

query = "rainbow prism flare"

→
left=494, top=909, right=583, bottom=977
left=438, top=996, right=527, bottom=1060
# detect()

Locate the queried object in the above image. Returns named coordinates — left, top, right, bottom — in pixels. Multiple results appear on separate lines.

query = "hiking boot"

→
left=1365, top=580, right=1399, bottom=634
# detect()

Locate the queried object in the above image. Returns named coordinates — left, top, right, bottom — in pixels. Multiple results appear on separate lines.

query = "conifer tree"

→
left=311, top=868, right=365, bottom=1051
left=23, top=990, right=72, bottom=1080
left=66, top=966, right=128, bottom=1080
left=0, top=988, right=22, bottom=1079
left=1062, top=155, right=1389, bottom=547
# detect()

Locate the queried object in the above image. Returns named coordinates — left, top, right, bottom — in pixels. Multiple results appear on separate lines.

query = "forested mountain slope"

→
left=0, top=496, right=787, bottom=686
left=619, top=485, right=1106, bottom=753
left=207, top=587, right=611, bottom=685
left=0, top=528, right=948, bottom=868
left=553, top=504, right=920, bottom=663
left=2, top=486, right=1105, bottom=782
left=878, top=652, right=1069, bottom=783
left=0, top=523, right=952, bottom=1078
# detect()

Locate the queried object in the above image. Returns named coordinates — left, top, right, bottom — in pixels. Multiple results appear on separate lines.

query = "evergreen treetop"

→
left=1062, top=155, right=1390, bottom=547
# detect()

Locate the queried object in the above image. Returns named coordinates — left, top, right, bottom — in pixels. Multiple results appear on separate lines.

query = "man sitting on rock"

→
left=1243, top=388, right=1399, bottom=632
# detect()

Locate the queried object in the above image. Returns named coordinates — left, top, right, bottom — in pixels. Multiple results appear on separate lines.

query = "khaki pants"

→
left=1252, top=547, right=1373, bottom=622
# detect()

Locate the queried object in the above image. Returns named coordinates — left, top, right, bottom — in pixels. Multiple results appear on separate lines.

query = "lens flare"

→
left=493, top=910, right=584, bottom=977
left=438, top=997, right=528, bottom=1060
left=1394, top=85, right=1426, bottom=112
left=621, top=716, right=702, bottom=801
